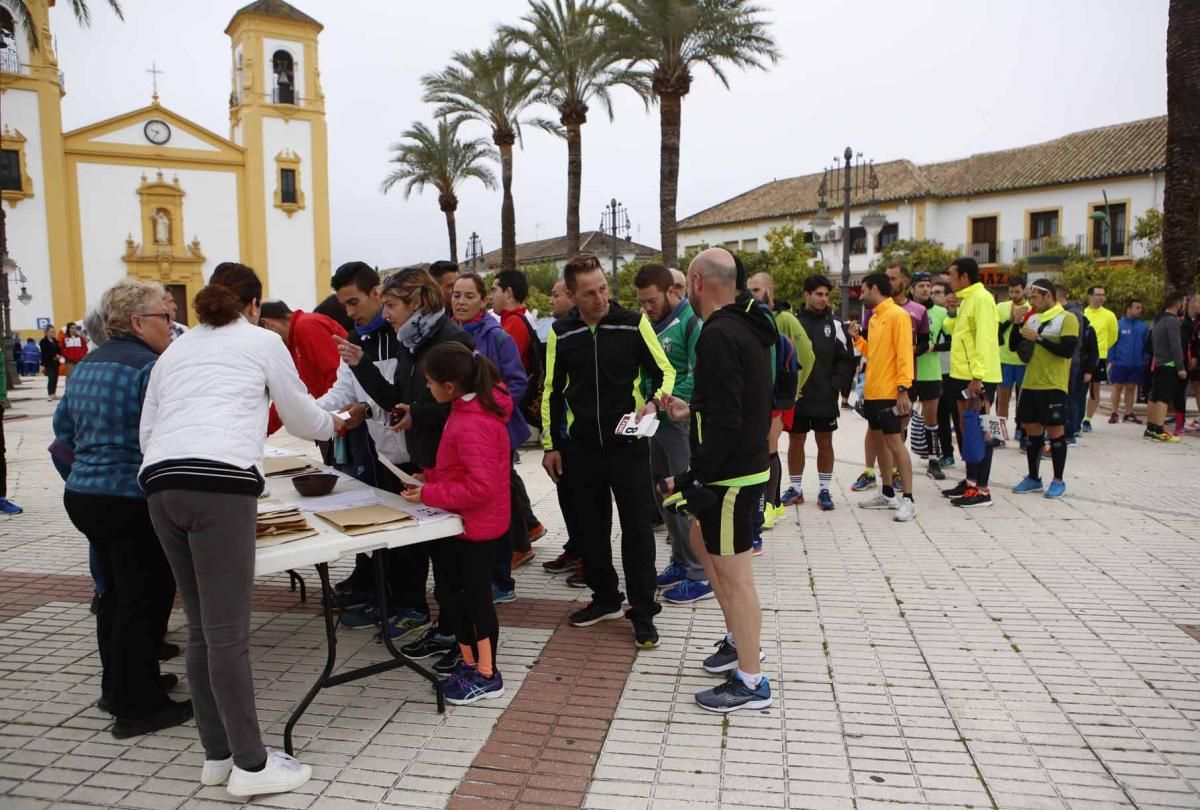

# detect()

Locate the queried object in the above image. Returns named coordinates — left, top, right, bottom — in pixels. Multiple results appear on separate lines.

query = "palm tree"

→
left=1164, top=0, right=1199, bottom=295
left=422, top=43, right=560, bottom=271
left=606, top=0, right=778, bottom=267
left=9, top=0, right=123, bottom=48
left=500, top=0, right=646, bottom=258
left=381, top=117, right=498, bottom=263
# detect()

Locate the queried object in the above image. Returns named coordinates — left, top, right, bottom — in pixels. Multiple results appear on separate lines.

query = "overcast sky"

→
left=53, top=0, right=1169, bottom=268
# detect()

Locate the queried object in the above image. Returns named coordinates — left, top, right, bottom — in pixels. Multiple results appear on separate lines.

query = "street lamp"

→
left=1, top=253, right=30, bottom=390
left=809, top=149, right=882, bottom=320
left=599, top=198, right=631, bottom=296
left=1089, top=190, right=1112, bottom=266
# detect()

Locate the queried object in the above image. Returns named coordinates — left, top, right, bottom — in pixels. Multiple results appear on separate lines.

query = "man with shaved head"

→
left=658, top=248, right=776, bottom=712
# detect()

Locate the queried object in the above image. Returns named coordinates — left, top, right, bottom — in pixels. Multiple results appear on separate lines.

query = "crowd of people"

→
left=2, top=247, right=1194, bottom=799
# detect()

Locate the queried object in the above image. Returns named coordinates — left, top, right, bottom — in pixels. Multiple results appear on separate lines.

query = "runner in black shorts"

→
left=790, top=414, right=839, bottom=434
left=862, top=399, right=902, bottom=435
left=695, top=483, right=765, bottom=556
left=1017, top=388, right=1067, bottom=427
left=911, top=379, right=943, bottom=403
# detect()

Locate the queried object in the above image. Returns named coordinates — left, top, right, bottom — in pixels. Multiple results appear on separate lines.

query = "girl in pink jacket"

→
left=401, top=342, right=511, bottom=705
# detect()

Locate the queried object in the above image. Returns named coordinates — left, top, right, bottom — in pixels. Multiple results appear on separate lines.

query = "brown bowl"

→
left=292, top=473, right=338, bottom=497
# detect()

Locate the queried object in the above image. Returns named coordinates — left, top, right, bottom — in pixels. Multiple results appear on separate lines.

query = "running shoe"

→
left=762, top=505, right=778, bottom=529
left=566, top=571, right=588, bottom=588
left=941, top=480, right=969, bottom=499
left=1145, top=429, right=1180, bottom=443
left=938, top=455, right=955, bottom=468
left=226, top=748, right=311, bottom=797
left=850, top=472, right=876, bottom=492
left=892, top=469, right=903, bottom=492
left=926, top=459, right=946, bottom=481
left=1066, top=436, right=1078, bottom=446
left=1108, top=412, right=1120, bottom=424
left=987, top=437, right=1006, bottom=449
left=1012, top=476, right=1044, bottom=494
left=702, top=636, right=766, bottom=674
left=1044, top=480, right=1067, bottom=499
left=433, top=647, right=462, bottom=675
left=325, top=587, right=374, bottom=611
left=695, top=672, right=772, bottom=713
left=663, top=579, right=714, bottom=604
left=631, top=614, right=660, bottom=649
left=569, top=603, right=624, bottom=627
left=542, top=551, right=581, bottom=574
left=656, top=562, right=687, bottom=589
left=526, top=522, right=547, bottom=542
left=443, top=667, right=504, bottom=705
left=859, top=493, right=899, bottom=510
left=340, top=605, right=385, bottom=630
left=1123, top=413, right=1144, bottom=424
left=491, top=584, right=516, bottom=604
left=817, top=490, right=834, bottom=511
left=893, top=498, right=917, bottom=522
left=380, top=609, right=431, bottom=641
left=751, top=536, right=763, bottom=556
left=1174, top=425, right=1186, bottom=437
left=511, top=550, right=535, bottom=569
left=950, top=488, right=992, bottom=508
left=1082, top=419, right=1093, bottom=433
left=399, top=628, right=455, bottom=660
left=0, top=499, right=23, bottom=515
left=780, top=487, right=804, bottom=506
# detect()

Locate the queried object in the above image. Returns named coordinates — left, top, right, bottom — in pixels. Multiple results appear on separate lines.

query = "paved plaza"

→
left=2, top=387, right=1199, bottom=810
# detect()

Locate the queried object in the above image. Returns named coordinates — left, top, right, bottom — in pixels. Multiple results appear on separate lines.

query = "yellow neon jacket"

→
left=948, top=282, right=1002, bottom=382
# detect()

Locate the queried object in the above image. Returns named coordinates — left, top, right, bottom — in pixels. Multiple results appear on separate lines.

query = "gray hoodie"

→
left=1151, top=311, right=1185, bottom=368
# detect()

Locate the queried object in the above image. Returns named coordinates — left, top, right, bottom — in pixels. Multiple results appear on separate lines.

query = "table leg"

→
left=286, top=569, right=307, bottom=603
left=371, top=548, right=446, bottom=713
left=283, top=562, right=338, bottom=756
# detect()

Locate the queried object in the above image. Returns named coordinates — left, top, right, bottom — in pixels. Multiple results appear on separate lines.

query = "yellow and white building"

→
left=0, top=0, right=332, bottom=331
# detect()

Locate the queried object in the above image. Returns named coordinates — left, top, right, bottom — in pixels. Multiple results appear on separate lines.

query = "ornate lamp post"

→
left=465, top=231, right=484, bottom=273
left=599, top=198, right=631, bottom=296
left=1, top=207, right=31, bottom=390
left=1088, top=190, right=1112, bottom=266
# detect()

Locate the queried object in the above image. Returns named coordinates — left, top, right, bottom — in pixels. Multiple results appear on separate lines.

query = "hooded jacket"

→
left=685, top=293, right=775, bottom=485
left=461, top=312, right=531, bottom=450
left=795, top=307, right=856, bottom=416
left=420, top=386, right=513, bottom=541
left=542, top=302, right=675, bottom=451
left=268, top=310, right=347, bottom=435
left=947, top=282, right=1002, bottom=383
left=1151, top=311, right=1185, bottom=369
left=1109, top=315, right=1150, bottom=370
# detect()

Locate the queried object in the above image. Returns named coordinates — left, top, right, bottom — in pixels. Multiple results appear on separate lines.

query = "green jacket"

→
left=774, top=308, right=815, bottom=395
left=639, top=297, right=701, bottom=403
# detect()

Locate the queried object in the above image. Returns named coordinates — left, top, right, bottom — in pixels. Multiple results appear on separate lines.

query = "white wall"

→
left=261, top=115, right=316, bottom=308
left=4, top=88, right=56, bottom=331
left=93, top=120, right=220, bottom=152
left=74, top=162, right=241, bottom=308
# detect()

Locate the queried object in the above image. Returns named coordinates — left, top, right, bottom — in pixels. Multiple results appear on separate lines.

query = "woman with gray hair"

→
left=53, top=278, right=189, bottom=739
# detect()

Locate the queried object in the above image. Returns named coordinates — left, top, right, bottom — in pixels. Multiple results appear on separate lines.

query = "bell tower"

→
left=225, top=0, right=330, bottom=307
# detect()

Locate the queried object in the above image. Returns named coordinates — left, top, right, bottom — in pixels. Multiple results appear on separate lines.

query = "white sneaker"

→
left=226, top=749, right=311, bottom=797
left=200, top=757, right=233, bottom=786
left=858, top=493, right=899, bottom=510
left=893, top=498, right=917, bottom=522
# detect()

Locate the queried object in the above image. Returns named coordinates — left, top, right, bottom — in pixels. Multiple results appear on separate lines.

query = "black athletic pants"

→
left=448, top=538, right=500, bottom=665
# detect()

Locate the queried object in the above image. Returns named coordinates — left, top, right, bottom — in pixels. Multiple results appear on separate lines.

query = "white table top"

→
left=254, top=463, right=463, bottom=578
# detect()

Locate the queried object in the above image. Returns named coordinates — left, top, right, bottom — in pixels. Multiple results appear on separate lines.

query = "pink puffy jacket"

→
left=420, top=385, right=513, bottom=541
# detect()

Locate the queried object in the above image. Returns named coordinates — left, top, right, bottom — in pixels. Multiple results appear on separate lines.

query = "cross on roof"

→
left=146, top=61, right=164, bottom=101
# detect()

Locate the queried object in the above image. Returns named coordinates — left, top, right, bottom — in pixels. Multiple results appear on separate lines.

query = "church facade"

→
left=0, top=0, right=332, bottom=332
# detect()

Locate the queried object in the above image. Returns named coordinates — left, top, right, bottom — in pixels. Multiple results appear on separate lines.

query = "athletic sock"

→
left=768, top=453, right=782, bottom=507
left=789, top=474, right=802, bottom=492
left=881, top=485, right=895, bottom=498
left=736, top=669, right=763, bottom=689
left=926, top=425, right=940, bottom=459
left=1049, top=436, right=1067, bottom=481
left=1026, top=435, right=1045, bottom=479
left=818, top=472, right=831, bottom=493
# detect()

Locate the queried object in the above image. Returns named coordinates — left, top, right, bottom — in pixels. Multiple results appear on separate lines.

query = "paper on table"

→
left=315, top=504, right=414, bottom=536
left=397, top=502, right=456, bottom=525
left=264, top=456, right=316, bottom=476
left=376, top=455, right=424, bottom=488
left=614, top=411, right=659, bottom=438
left=293, top=488, right=381, bottom=513
left=255, top=527, right=318, bottom=547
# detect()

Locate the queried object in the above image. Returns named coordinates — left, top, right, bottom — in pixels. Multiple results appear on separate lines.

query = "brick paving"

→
left=1, top=388, right=1199, bottom=809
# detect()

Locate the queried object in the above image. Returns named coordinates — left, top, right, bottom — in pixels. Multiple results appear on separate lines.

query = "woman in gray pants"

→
left=139, top=263, right=343, bottom=798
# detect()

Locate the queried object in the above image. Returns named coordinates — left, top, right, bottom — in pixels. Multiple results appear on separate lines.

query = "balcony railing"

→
left=1011, top=235, right=1084, bottom=260
left=968, top=241, right=998, bottom=264
left=1, top=48, right=20, bottom=74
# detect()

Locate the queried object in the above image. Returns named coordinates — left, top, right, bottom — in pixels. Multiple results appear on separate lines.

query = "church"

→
left=0, top=0, right=332, bottom=334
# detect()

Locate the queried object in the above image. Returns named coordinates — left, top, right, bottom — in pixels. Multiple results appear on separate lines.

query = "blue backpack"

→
left=773, top=330, right=801, bottom=410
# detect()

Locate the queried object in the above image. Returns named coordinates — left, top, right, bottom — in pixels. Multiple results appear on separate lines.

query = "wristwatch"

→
left=897, top=386, right=909, bottom=394
left=359, top=402, right=373, bottom=419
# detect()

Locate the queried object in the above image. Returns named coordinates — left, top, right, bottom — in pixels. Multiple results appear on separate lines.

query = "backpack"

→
left=511, top=314, right=544, bottom=425
left=772, top=331, right=801, bottom=410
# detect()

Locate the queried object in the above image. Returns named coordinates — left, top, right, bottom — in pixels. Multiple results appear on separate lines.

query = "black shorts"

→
left=1017, top=388, right=1067, bottom=427
left=696, top=482, right=764, bottom=557
left=1092, top=359, right=1108, bottom=383
left=1151, top=365, right=1184, bottom=403
left=863, top=399, right=902, bottom=435
left=789, top=413, right=838, bottom=433
left=912, top=379, right=943, bottom=402
left=947, top=377, right=999, bottom=409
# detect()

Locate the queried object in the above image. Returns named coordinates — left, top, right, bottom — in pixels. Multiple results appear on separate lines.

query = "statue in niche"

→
left=152, top=210, right=171, bottom=245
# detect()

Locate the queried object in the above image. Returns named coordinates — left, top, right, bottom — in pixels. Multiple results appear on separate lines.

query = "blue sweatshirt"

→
left=1109, top=316, right=1150, bottom=369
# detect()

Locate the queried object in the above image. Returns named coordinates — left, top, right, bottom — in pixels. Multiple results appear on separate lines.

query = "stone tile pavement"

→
left=1, top=387, right=1199, bottom=809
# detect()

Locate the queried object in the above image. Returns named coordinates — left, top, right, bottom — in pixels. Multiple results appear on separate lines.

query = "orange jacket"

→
left=854, top=297, right=914, bottom=399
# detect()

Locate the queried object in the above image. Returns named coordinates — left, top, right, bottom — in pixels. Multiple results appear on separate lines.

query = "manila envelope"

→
left=315, top=505, right=414, bottom=536
left=264, top=456, right=315, bottom=476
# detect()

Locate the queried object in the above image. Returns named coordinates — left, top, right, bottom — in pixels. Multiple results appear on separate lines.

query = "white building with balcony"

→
left=676, top=116, right=1165, bottom=285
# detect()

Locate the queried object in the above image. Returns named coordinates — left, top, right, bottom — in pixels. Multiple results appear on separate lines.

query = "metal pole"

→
left=1, top=207, right=18, bottom=391
left=840, top=146, right=853, bottom=321
left=1102, top=190, right=1112, bottom=267
left=609, top=198, right=619, bottom=297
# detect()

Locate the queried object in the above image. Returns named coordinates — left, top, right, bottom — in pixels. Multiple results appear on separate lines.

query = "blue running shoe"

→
left=850, top=472, right=876, bottom=492
left=695, top=671, right=772, bottom=713
left=1012, top=476, right=1044, bottom=494
left=340, top=605, right=384, bottom=630
left=702, top=636, right=767, bottom=674
left=443, top=666, right=504, bottom=705
left=1044, top=480, right=1066, bottom=499
left=1081, top=419, right=1093, bottom=433
left=0, top=499, right=23, bottom=515
left=817, top=490, right=834, bottom=511
left=751, top=536, right=763, bottom=556
left=491, top=584, right=516, bottom=604
left=938, top=455, right=955, bottom=468
left=780, top=487, right=803, bottom=506
left=656, top=562, right=687, bottom=589
left=381, top=609, right=431, bottom=641
left=663, top=579, right=714, bottom=604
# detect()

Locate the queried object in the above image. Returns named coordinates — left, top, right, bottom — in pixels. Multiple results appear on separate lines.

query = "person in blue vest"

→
left=1106, top=299, right=1150, bottom=425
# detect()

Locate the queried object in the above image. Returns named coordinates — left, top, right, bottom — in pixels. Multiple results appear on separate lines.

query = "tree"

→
left=381, top=117, right=497, bottom=263
left=1164, top=0, right=1200, bottom=295
left=606, top=0, right=778, bottom=267
left=422, top=43, right=560, bottom=271
left=500, top=0, right=645, bottom=258
left=869, top=239, right=957, bottom=274
left=9, top=0, right=122, bottom=49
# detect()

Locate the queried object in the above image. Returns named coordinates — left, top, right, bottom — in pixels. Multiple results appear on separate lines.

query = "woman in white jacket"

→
left=139, top=262, right=343, bottom=799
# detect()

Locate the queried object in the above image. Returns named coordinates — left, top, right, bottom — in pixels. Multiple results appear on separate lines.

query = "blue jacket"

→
left=1109, top=316, right=1150, bottom=369
left=52, top=335, right=159, bottom=499
left=462, top=314, right=531, bottom=450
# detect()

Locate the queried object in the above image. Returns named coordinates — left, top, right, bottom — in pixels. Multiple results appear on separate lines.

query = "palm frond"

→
left=381, top=115, right=499, bottom=199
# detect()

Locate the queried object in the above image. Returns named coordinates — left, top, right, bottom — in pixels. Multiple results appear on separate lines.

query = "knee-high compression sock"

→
left=977, top=443, right=994, bottom=490
left=1049, top=436, right=1067, bottom=481
left=768, top=453, right=782, bottom=507
left=925, top=424, right=940, bottom=459
left=459, top=643, right=477, bottom=667
left=1026, top=435, right=1045, bottom=479
left=475, top=637, right=495, bottom=678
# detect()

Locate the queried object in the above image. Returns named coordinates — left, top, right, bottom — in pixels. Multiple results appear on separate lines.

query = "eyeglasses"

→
left=137, top=312, right=172, bottom=323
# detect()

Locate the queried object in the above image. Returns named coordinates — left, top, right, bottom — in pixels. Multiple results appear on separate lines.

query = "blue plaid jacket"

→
left=53, top=336, right=159, bottom=499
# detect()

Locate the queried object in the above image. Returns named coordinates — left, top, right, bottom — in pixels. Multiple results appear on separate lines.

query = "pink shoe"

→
left=1174, top=426, right=1186, bottom=437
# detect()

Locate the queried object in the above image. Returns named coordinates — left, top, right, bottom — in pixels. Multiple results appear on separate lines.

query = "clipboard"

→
left=377, top=454, right=424, bottom=488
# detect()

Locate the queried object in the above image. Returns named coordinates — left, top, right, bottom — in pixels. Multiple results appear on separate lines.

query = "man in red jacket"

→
left=261, top=300, right=347, bottom=461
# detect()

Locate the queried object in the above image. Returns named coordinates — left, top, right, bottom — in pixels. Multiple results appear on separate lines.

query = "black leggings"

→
left=450, top=538, right=500, bottom=664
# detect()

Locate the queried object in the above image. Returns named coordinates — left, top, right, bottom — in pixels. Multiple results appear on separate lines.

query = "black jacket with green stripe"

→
left=541, top=303, right=675, bottom=451
left=684, top=293, right=776, bottom=486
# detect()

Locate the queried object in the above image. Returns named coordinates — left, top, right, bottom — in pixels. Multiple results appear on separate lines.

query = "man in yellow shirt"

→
left=1082, top=285, right=1118, bottom=431
left=849, top=273, right=916, bottom=522
left=941, top=257, right=1003, bottom=508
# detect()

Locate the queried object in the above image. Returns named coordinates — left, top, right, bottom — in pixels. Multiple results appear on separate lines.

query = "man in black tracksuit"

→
left=541, top=255, right=675, bottom=648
